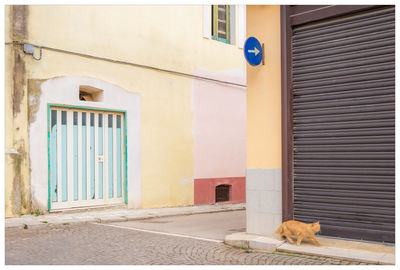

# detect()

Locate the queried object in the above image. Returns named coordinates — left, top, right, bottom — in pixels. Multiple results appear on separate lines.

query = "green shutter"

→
left=226, top=5, right=230, bottom=43
left=212, top=5, right=230, bottom=44
left=213, top=5, right=218, bottom=38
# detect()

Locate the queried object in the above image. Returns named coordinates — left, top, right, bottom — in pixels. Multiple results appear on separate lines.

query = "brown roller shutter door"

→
left=291, top=6, right=395, bottom=243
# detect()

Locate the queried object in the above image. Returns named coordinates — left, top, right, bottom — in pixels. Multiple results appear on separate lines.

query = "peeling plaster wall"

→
left=5, top=5, right=31, bottom=217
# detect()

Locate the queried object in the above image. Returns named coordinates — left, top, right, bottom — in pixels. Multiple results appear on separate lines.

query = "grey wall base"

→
left=246, top=168, right=282, bottom=237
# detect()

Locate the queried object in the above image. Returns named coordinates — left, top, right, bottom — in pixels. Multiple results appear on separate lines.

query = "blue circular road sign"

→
left=244, top=37, right=263, bottom=66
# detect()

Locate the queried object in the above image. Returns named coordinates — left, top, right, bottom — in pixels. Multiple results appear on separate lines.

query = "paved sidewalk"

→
left=225, top=232, right=395, bottom=265
left=5, top=203, right=245, bottom=228
left=5, top=203, right=394, bottom=265
left=6, top=222, right=369, bottom=265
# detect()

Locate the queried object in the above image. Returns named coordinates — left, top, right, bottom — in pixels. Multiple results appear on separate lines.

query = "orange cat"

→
left=275, top=220, right=321, bottom=246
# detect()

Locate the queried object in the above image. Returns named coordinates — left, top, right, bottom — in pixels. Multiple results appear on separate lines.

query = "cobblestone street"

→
left=6, top=223, right=371, bottom=265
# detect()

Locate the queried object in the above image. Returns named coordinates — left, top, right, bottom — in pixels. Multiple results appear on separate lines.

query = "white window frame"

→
left=203, top=5, right=246, bottom=48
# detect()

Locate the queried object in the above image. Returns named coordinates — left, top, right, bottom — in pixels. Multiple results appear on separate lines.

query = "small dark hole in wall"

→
left=79, top=85, right=104, bottom=102
left=79, top=91, right=93, bottom=101
left=216, top=184, right=231, bottom=203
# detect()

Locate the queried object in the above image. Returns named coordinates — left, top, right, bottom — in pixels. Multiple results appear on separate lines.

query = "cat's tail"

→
left=274, top=225, right=283, bottom=234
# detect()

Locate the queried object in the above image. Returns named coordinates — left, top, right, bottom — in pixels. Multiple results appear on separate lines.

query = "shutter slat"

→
left=294, top=87, right=394, bottom=103
left=294, top=30, right=393, bottom=54
left=294, top=119, right=394, bottom=131
left=294, top=97, right=394, bottom=110
left=294, top=41, right=394, bottom=61
left=295, top=136, right=395, bottom=145
left=294, top=46, right=395, bottom=68
left=294, top=72, right=394, bottom=89
left=294, top=167, right=394, bottom=176
left=293, top=23, right=394, bottom=47
left=295, top=128, right=395, bottom=139
left=294, top=104, right=394, bottom=118
left=294, top=111, right=395, bottom=124
left=295, top=152, right=394, bottom=160
left=295, top=159, right=394, bottom=167
left=293, top=55, right=394, bottom=76
left=295, top=183, right=394, bottom=192
left=294, top=63, right=394, bottom=83
left=295, top=174, right=394, bottom=184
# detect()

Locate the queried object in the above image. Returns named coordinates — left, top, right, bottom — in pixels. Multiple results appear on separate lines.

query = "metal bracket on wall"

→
left=262, top=43, right=265, bottom=65
left=23, top=43, right=42, bottom=61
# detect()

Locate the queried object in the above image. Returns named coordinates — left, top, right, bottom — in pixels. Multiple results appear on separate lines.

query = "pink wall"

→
left=192, top=68, right=246, bottom=205
left=192, top=68, right=246, bottom=179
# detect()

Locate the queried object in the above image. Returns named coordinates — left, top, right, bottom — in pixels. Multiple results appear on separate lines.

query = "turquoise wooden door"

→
left=49, top=106, right=126, bottom=210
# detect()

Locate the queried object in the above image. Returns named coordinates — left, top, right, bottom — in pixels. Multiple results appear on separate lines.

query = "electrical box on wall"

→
left=23, top=43, right=35, bottom=54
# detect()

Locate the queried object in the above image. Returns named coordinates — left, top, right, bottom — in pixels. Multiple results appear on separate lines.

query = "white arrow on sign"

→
left=248, top=47, right=260, bottom=56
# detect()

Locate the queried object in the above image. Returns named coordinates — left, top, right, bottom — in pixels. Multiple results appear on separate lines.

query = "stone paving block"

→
left=6, top=223, right=26, bottom=229
left=98, top=217, right=128, bottom=223
left=125, top=215, right=143, bottom=221
left=224, top=232, right=258, bottom=249
left=56, top=218, right=97, bottom=225
left=21, top=220, right=45, bottom=226
left=5, top=221, right=24, bottom=228
left=380, top=253, right=396, bottom=265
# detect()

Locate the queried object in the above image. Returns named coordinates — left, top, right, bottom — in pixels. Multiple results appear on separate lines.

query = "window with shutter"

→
left=212, top=5, right=230, bottom=44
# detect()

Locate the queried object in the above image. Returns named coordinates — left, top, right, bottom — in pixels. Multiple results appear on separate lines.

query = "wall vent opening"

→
left=216, top=184, right=231, bottom=203
left=79, top=85, right=104, bottom=102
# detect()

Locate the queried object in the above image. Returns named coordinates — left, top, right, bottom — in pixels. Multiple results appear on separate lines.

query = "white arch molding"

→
left=29, top=76, right=142, bottom=212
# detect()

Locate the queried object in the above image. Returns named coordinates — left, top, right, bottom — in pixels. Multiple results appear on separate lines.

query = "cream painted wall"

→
left=5, top=5, right=245, bottom=214
left=246, top=5, right=281, bottom=169
left=27, top=6, right=243, bottom=75
left=22, top=50, right=195, bottom=209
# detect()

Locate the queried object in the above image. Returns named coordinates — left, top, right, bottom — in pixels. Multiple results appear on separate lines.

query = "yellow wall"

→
left=5, top=5, right=245, bottom=215
left=246, top=5, right=281, bottom=169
